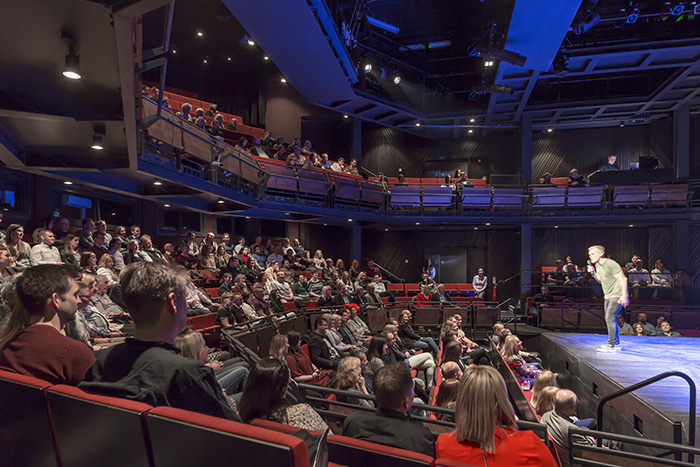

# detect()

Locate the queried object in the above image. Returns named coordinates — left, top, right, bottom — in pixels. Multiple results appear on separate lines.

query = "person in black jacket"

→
left=316, top=285, right=336, bottom=309
left=398, top=309, right=439, bottom=356
left=309, top=317, right=343, bottom=370
left=430, top=284, right=455, bottom=306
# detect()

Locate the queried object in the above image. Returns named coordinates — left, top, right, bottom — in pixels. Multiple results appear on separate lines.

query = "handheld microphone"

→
left=587, top=260, right=592, bottom=266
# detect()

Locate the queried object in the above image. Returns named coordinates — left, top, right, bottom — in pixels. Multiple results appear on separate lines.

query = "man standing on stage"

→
left=587, top=245, right=629, bottom=352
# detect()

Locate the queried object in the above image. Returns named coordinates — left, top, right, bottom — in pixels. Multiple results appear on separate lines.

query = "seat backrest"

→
left=47, top=385, right=153, bottom=467
left=0, top=370, right=60, bottom=467
left=327, top=434, right=434, bottom=467
left=147, top=406, right=310, bottom=467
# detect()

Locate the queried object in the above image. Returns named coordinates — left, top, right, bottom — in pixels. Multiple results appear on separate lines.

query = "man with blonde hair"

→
left=587, top=245, right=629, bottom=352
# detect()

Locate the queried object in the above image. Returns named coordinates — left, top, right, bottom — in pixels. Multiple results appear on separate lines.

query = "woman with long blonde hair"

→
left=501, top=335, right=541, bottom=383
left=336, top=356, right=372, bottom=408
left=436, top=365, right=556, bottom=465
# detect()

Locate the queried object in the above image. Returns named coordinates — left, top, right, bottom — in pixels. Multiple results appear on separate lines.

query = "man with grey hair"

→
left=140, top=235, right=164, bottom=262
left=80, top=262, right=239, bottom=420
left=541, top=389, right=595, bottom=467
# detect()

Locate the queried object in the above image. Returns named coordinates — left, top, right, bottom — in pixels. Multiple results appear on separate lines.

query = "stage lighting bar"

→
left=366, top=15, right=400, bottom=34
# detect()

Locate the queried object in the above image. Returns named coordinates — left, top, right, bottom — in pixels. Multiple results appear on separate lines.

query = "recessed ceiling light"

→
left=385, top=228, right=389, bottom=231
left=197, top=31, right=203, bottom=37
left=172, top=49, right=176, bottom=54
left=547, top=128, right=553, bottom=133
left=415, top=222, right=420, bottom=225
left=469, top=118, right=475, bottom=123
left=227, top=57, right=231, bottom=61
left=245, top=216, right=250, bottom=219
left=348, top=218, right=352, bottom=222
left=63, top=181, right=73, bottom=185
left=415, top=122, right=421, bottom=127
left=629, top=224, right=634, bottom=227
left=164, top=204, right=170, bottom=207
left=485, top=223, right=491, bottom=226
left=280, top=78, right=287, bottom=83
left=343, top=115, right=349, bottom=119
left=203, top=59, right=208, bottom=64
left=554, top=225, right=559, bottom=229
left=474, top=227, right=478, bottom=230
left=468, top=129, right=473, bottom=134
left=217, top=199, right=225, bottom=204
left=247, top=39, right=255, bottom=46
left=153, top=179, right=162, bottom=186
left=323, top=223, right=328, bottom=226
left=393, top=75, right=401, bottom=85
left=263, top=56, right=269, bottom=60
left=285, top=212, right=290, bottom=215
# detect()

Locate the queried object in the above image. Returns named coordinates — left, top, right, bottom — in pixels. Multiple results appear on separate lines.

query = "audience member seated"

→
left=309, top=317, right=343, bottom=370
left=285, top=147, right=306, bottom=168
left=650, top=259, right=673, bottom=300
left=174, top=331, right=249, bottom=402
left=330, top=157, right=345, bottom=172
left=238, top=357, right=329, bottom=432
left=107, top=239, right=126, bottom=271
left=437, top=365, right=557, bottom=466
left=80, top=251, right=98, bottom=275
left=441, top=341, right=467, bottom=373
left=204, top=103, right=217, bottom=117
left=343, top=362, right=435, bottom=457
left=433, top=378, right=459, bottom=421
left=93, top=275, right=128, bottom=320
left=184, top=274, right=218, bottom=316
left=414, top=285, right=433, bottom=307
left=546, top=259, right=567, bottom=288
left=285, top=330, right=332, bottom=386
left=227, top=117, right=238, bottom=131
left=628, top=259, right=652, bottom=299
left=345, top=305, right=371, bottom=342
left=79, top=261, right=239, bottom=419
left=324, top=313, right=357, bottom=354
left=528, top=285, right=553, bottom=326
left=632, top=322, right=650, bottom=336
left=541, top=389, right=596, bottom=467
left=624, top=254, right=639, bottom=274
left=472, top=268, right=488, bottom=298
left=385, top=324, right=436, bottom=392
left=175, top=102, right=192, bottom=121
left=364, top=335, right=389, bottom=381
left=0, top=265, right=94, bottom=384
left=445, top=315, right=479, bottom=349
left=197, top=245, right=218, bottom=275
left=541, top=172, right=555, bottom=186
left=398, top=309, right=439, bottom=356
left=336, top=356, right=373, bottom=409
left=418, top=272, right=437, bottom=294
left=76, top=218, right=96, bottom=250
left=431, top=283, right=455, bottom=307
left=338, top=308, right=364, bottom=348
left=124, top=240, right=149, bottom=265
left=53, top=216, right=71, bottom=246
left=217, top=292, right=243, bottom=326
left=88, top=231, right=109, bottom=261
left=0, top=245, right=17, bottom=283
left=141, top=235, right=165, bottom=262
left=490, top=322, right=505, bottom=346
left=534, top=386, right=559, bottom=418
left=618, top=314, right=634, bottom=335
left=659, top=321, right=681, bottom=337
left=5, top=224, right=32, bottom=270
left=530, top=370, right=558, bottom=409
left=568, top=168, right=587, bottom=187
left=29, top=229, right=62, bottom=266
left=344, top=158, right=359, bottom=175
left=501, top=335, right=541, bottom=386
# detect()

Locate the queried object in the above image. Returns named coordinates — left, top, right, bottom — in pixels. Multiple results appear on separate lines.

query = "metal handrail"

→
left=596, top=370, right=696, bottom=462
left=373, top=262, right=404, bottom=283
left=570, top=426, right=700, bottom=466
left=559, top=298, right=605, bottom=330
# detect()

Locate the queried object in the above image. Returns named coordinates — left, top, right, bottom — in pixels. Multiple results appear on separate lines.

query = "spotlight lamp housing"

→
left=364, top=63, right=372, bottom=73
left=91, top=135, right=104, bottom=150
left=393, top=75, right=401, bottom=85
left=62, top=46, right=81, bottom=80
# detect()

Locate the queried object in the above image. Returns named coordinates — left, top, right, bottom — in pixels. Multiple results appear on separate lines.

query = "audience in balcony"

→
left=344, top=158, right=360, bottom=175
left=238, top=357, right=330, bottom=432
left=598, top=153, right=619, bottom=173
left=568, top=168, right=587, bottom=187
left=659, top=321, right=681, bottom=337
left=441, top=174, right=456, bottom=191
left=194, top=107, right=204, bottom=119
left=419, top=272, right=437, bottom=294
left=176, top=102, right=193, bottom=122
left=415, top=285, right=433, bottom=307
left=541, top=172, right=556, bottom=186
left=194, top=116, right=206, bottom=129
left=331, top=157, right=345, bottom=172
left=437, top=365, right=556, bottom=466
left=227, top=117, right=238, bottom=131
left=422, top=258, right=436, bottom=280
left=286, top=147, right=306, bottom=168
left=204, top=103, right=217, bottom=117
left=628, top=259, right=651, bottom=299
left=207, top=120, right=224, bottom=139
left=650, top=259, right=673, bottom=299
left=394, top=173, right=407, bottom=186
left=344, top=362, right=435, bottom=457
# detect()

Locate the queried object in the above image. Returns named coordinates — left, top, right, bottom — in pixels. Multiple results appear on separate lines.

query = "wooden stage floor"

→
left=541, top=332, right=700, bottom=444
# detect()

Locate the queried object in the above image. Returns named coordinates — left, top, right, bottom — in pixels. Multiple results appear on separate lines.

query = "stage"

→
left=540, top=332, right=700, bottom=450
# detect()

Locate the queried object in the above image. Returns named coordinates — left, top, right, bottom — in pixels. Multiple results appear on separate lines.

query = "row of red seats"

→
left=2, top=368, right=476, bottom=467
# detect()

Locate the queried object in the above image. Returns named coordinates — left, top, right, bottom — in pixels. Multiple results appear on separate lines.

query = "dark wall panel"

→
left=531, top=227, right=649, bottom=271
left=298, top=224, right=353, bottom=268
left=690, top=115, right=700, bottom=178
left=301, top=115, right=354, bottom=163
left=361, top=123, right=427, bottom=177
left=648, top=227, right=673, bottom=270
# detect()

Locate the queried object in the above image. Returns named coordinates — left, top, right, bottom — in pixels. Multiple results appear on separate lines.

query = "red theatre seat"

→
left=47, top=385, right=153, bottom=467
left=0, top=370, right=60, bottom=467
left=327, top=434, right=435, bottom=467
left=146, top=406, right=311, bottom=467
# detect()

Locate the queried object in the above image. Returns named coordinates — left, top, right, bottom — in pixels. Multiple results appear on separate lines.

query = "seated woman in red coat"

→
left=436, top=365, right=557, bottom=466
left=414, top=285, right=432, bottom=307
left=283, top=330, right=332, bottom=387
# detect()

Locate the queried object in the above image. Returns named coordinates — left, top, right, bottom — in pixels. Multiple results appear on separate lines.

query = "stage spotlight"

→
left=217, top=198, right=225, bottom=204
left=625, top=1, right=639, bottom=23
left=415, top=122, right=421, bottom=127
left=63, top=44, right=82, bottom=79
left=264, top=56, right=269, bottom=60
left=364, top=63, right=372, bottom=73
left=91, top=135, right=103, bottom=150
left=484, top=60, right=494, bottom=67
left=468, top=129, right=474, bottom=134
left=164, top=204, right=170, bottom=207
left=280, top=77, right=287, bottom=83
left=547, top=128, right=553, bottom=133
left=393, top=75, right=401, bottom=85
left=247, top=39, right=255, bottom=46
left=469, top=118, right=476, bottom=123
left=63, top=181, right=73, bottom=185
left=153, top=179, right=162, bottom=186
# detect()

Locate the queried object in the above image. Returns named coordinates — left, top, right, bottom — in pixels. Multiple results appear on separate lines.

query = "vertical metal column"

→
left=674, top=103, right=689, bottom=179
left=521, top=114, right=533, bottom=185
left=520, top=223, right=532, bottom=317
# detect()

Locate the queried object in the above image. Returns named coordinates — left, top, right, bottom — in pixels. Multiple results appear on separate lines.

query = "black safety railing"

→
left=137, top=104, right=698, bottom=219
left=569, top=426, right=700, bottom=466
left=559, top=298, right=605, bottom=330
left=596, top=371, right=696, bottom=462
